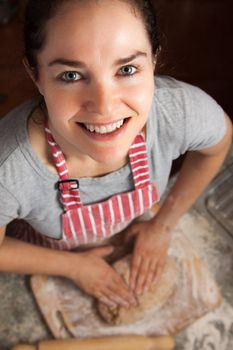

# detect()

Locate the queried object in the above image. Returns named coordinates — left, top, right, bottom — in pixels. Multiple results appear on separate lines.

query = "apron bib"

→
left=12, top=124, right=159, bottom=251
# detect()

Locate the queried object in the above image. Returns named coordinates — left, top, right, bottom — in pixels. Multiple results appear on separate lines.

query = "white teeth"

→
left=84, top=119, right=124, bottom=134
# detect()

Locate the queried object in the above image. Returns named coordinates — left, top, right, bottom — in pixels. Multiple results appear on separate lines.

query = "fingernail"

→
left=118, top=298, right=129, bottom=308
left=129, top=297, right=136, bottom=306
left=130, top=281, right=135, bottom=290
left=123, top=302, right=130, bottom=308
left=109, top=302, right=117, bottom=308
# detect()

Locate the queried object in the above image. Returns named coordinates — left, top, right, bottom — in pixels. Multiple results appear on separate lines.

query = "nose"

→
left=83, top=80, right=118, bottom=116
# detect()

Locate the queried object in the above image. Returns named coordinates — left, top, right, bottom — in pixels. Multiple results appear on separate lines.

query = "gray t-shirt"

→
left=0, top=76, right=226, bottom=238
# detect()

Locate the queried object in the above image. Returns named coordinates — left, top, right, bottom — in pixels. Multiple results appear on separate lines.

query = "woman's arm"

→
left=0, top=227, right=73, bottom=276
left=153, top=113, right=233, bottom=232
left=0, top=227, right=137, bottom=307
left=128, top=113, right=232, bottom=294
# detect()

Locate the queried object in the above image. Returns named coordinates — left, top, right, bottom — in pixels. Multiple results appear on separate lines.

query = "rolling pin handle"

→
left=11, top=345, right=36, bottom=350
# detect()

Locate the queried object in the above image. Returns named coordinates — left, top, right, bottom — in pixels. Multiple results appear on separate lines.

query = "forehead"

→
left=39, top=0, right=151, bottom=60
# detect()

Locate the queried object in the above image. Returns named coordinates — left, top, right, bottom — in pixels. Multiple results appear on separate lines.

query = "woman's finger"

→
left=152, top=261, right=164, bottom=284
left=110, top=276, right=138, bottom=306
left=105, top=288, right=132, bottom=308
left=129, top=254, right=142, bottom=290
left=142, top=259, right=158, bottom=293
left=135, top=257, right=151, bottom=295
left=97, top=293, right=117, bottom=308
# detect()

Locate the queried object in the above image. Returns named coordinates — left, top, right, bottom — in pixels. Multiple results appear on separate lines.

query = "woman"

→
left=0, top=0, right=232, bottom=309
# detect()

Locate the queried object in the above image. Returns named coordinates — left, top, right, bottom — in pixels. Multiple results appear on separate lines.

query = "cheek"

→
left=44, top=87, right=82, bottom=122
left=38, top=71, right=82, bottom=119
left=125, top=80, right=154, bottom=115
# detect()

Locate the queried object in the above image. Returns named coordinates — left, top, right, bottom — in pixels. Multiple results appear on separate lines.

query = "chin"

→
left=90, top=145, right=129, bottom=165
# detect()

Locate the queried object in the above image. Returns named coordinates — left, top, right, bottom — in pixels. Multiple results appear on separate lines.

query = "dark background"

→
left=0, top=0, right=233, bottom=119
left=154, top=0, right=233, bottom=120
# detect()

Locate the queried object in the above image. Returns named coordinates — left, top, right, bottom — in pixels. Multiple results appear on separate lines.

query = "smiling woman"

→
left=0, top=0, right=232, bottom=317
left=24, top=1, right=157, bottom=166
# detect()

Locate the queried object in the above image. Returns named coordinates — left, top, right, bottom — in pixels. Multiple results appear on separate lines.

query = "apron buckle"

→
left=57, top=179, right=79, bottom=191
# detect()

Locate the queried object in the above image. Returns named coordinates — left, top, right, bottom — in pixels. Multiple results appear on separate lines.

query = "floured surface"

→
left=31, top=218, right=222, bottom=340
left=175, top=301, right=233, bottom=350
left=172, top=210, right=233, bottom=350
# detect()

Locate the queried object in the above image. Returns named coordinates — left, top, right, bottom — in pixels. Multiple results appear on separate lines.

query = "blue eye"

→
left=119, top=65, right=137, bottom=76
left=61, top=71, right=81, bottom=82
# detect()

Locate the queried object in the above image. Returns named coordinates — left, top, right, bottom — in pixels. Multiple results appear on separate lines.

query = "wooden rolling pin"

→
left=12, top=336, right=175, bottom=350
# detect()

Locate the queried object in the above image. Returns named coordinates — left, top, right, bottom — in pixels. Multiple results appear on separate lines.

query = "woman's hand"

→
left=125, top=221, right=171, bottom=295
left=69, top=245, right=137, bottom=308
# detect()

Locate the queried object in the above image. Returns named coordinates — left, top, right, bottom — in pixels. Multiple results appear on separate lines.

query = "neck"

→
left=45, top=120, right=129, bottom=178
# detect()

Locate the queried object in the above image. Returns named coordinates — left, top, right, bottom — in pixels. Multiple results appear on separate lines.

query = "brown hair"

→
left=24, top=0, right=160, bottom=78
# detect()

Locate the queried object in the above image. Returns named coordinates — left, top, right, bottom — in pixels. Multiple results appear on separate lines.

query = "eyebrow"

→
left=48, top=51, right=147, bottom=68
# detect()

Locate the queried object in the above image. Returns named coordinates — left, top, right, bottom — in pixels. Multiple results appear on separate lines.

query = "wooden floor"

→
left=0, top=0, right=232, bottom=119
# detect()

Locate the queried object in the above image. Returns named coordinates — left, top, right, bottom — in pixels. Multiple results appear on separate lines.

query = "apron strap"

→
left=45, top=124, right=82, bottom=211
left=129, top=133, right=150, bottom=189
left=45, top=124, right=151, bottom=210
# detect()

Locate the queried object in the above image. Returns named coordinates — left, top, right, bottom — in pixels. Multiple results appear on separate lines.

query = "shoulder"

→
left=0, top=98, right=40, bottom=167
left=147, top=76, right=192, bottom=150
left=147, top=75, right=226, bottom=155
left=153, top=75, right=217, bottom=111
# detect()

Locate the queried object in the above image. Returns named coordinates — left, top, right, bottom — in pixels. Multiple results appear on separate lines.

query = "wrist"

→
left=59, top=250, right=83, bottom=280
left=150, top=212, right=176, bottom=237
left=152, top=195, right=184, bottom=233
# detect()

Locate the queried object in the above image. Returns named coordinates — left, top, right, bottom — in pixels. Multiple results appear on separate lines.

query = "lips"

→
left=78, top=118, right=128, bottom=135
left=83, top=119, right=124, bottom=134
left=77, top=117, right=130, bottom=140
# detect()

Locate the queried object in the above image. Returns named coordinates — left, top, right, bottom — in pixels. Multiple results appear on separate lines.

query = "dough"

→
left=97, top=255, right=177, bottom=325
left=31, top=230, right=223, bottom=337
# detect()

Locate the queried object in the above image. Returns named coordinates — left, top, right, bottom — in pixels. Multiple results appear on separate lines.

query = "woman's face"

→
left=35, top=0, right=155, bottom=164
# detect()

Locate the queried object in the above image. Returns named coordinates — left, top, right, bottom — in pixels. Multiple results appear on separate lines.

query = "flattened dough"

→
left=98, top=255, right=177, bottom=325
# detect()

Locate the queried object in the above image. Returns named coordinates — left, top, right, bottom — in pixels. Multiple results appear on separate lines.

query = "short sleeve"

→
left=181, top=82, right=227, bottom=151
left=0, top=182, right=20, bottom=226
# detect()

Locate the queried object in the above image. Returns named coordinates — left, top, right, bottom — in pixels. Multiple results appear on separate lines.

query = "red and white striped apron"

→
left=11, top=125, right=159, bottom=251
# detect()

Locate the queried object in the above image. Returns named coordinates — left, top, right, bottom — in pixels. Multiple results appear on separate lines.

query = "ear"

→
left=23, top=57, right=36, bottom=83
left=151, top=54, right=157, bottom=73
left=153, top=56, right=157, bottom=68
left=22, top=57, right=44, bottom=95
left=152, top=46, right=162, bottom=74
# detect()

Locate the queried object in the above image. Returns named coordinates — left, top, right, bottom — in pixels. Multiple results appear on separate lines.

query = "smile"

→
left=81, top=118, right=126, bottom=134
